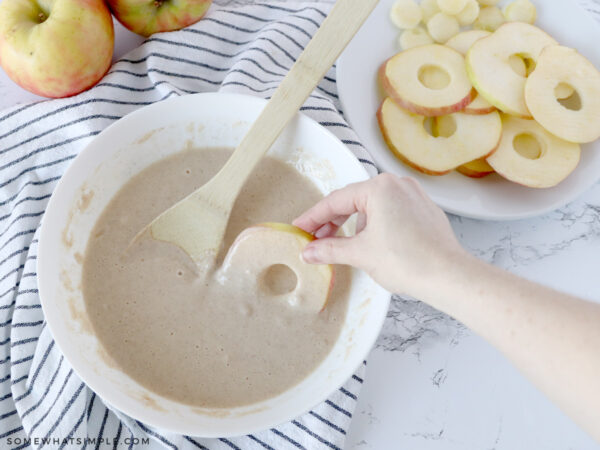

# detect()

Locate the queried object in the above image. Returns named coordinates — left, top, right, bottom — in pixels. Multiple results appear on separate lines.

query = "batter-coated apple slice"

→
left=220, top=223, right=333, bottom=313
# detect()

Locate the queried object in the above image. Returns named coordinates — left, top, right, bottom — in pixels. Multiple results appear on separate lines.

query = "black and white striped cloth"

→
left=0, top=2, right=379, bottom=449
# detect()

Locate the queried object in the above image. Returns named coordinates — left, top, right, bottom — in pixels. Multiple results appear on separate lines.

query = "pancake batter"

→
left=82, top=147, right=351, bottom=408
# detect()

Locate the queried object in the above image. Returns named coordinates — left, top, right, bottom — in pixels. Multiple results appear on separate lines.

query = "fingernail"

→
left=302, top=245, right=319, bottom=264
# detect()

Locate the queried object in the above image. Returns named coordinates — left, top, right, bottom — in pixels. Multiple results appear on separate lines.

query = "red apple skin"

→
left=463, top=104, right=497, bottom=115
left=379, top=60, right=476, bottom=117
left=376, top=102, right=451, bottom=176
left=456, top=165, right=494, bottom=178
left=0, top=0, right=114, bottom=98
left=457, top=147, right=499, bottom=178
left=107, top=0, right=212, bottom=37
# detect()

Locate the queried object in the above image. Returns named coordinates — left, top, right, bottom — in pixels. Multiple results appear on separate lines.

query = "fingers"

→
left=314, top=222, right=339, bottom=239
left=302, top=236, right=362, bottom=266
left=314, top=215, right=351, bottom=239
left=293, top=181, right=369, bottom=233
left=356, top=212, right=367, bottom=234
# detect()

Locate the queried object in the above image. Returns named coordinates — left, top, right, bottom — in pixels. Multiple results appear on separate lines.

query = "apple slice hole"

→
left=509, top=54, right=536, bottom=77
left=513, top=133, right=543, bottom=160
left=424, top=115, right=457, bottom=138
left=261, top=264, right=298, bottom=296
left=435, top=115, right=457, bottom=138
left=555, top=84, right=582, bottom=111
left=418, top=65, right=451, bottom=90
left=423, top=117, right=436, bottom=136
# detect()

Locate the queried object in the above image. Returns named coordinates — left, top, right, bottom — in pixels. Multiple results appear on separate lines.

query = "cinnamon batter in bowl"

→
left=82, top=147, right=351, bottom=408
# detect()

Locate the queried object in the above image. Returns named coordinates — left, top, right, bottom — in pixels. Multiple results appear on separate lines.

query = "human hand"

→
left=293, top=174, right=469, bottom=298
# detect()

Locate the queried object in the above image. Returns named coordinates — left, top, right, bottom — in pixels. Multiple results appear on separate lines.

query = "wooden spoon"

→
left=145, top=0, right=379, bottom=268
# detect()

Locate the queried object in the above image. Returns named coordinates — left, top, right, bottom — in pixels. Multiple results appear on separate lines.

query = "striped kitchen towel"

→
left=0, top=2, right=379, bottom=449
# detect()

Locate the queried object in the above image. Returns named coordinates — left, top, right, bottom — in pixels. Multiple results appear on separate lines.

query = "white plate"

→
left=338, top=0, right=600, bottom=221
left=38, top=93, right=390, bottom=437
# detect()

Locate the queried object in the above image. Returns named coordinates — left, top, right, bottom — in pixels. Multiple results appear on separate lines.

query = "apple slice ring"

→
left=219, top=223, right=333, bottom=313
left=487, top=116, right=581, bottom=188
left=380, top=44, right=475, bottom=117
left=466, top=23, right=557, bottom=118
left=525, top=46, right=600, bottom=144
left=445, top=30, right=497, bottom=115
left=377, top=97, right=502, bottom=175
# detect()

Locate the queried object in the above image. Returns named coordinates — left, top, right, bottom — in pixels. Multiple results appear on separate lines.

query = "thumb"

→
left=302, top=237, right=361, bottom=266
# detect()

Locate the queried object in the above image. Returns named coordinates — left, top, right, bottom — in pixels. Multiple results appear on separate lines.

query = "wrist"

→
left=417, top=248, right=487, bottom=312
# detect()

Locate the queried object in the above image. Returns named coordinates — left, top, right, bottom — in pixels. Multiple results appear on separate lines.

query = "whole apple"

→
left=107, top=0, right=212, bottom=37
left=0, top=0, right=114, bottom=98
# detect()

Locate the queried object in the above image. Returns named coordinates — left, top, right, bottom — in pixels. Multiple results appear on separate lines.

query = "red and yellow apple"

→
left=0, top=0, right=114, bottom=98
left=107, top=0, right=212, bottom=37
left=220, top=223, right=334, bottom=313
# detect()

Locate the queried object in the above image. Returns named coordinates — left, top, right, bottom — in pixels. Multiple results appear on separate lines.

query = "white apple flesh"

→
left=525, top=46, right=600, bottom=144
left=377, top=97, right=502, bottom=175
left=380, top=44, right=475, bottom=117
left=487, top=115, right=581, bottom=188
left=466, top=22, right=557, bottom=118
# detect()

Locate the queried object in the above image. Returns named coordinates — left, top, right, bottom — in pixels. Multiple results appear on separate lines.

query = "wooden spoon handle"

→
left=205, top=0, right=379, bottom=206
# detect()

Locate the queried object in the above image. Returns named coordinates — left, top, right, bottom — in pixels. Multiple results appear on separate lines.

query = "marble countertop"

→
left=1, top=0, right=600, bottom=449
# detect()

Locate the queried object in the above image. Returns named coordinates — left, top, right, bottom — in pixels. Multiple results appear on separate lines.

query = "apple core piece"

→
left=427, top=12, right=460, bottom=43
left=466, top=23, right=558, bottom=117
left=487, top=116, right=581, bottom=188
left=437, top=0, right=468, bottom=16
left=503, top=0, right=537, bottom=24
left=421, top=0, right=441, bottom=22
left=525, top=46, right=600, bottom=144
left=456, top=0, right=480, bottom=26
left=399, top=27, right=435, bottom=50
left=445, top=30, right=491, bottom=56
left=474, top=6, right=505, bottom=31
left=380, top=44, right=475, bottom=116
left=390, top=0, right=423, bottom=29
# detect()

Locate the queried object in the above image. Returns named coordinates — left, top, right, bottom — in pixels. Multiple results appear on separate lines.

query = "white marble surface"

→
left=1, top=0, right=600, bottom=449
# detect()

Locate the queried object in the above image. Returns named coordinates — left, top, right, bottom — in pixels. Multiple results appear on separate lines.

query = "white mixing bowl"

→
left=37, top=93, right=390, bottom=437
